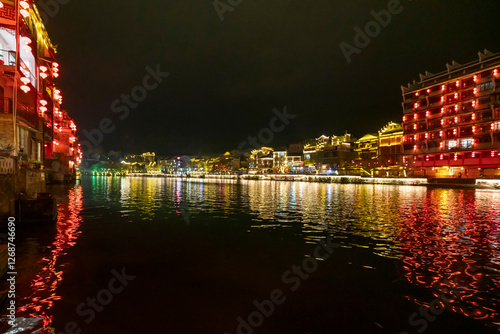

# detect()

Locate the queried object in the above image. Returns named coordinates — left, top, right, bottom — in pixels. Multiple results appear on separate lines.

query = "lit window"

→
left=448, top=140, right=457, bottom=149
left=460, top=138, right=473, bottom=149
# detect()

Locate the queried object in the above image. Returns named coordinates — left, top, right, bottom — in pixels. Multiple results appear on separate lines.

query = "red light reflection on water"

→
left=16, top=186, right=83, bottom=333
left=396, top=189, right=500, bottom=330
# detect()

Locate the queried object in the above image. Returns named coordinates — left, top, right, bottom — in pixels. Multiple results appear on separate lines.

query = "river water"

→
left=1, top=176, right=500, bottom=334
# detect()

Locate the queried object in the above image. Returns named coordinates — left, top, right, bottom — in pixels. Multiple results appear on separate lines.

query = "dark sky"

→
left=41, top=0, right=500, bottom=156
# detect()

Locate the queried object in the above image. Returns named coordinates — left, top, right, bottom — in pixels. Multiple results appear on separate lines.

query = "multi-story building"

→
left=272, top=150, right=302, bottom=173
left=303, top=133, right=354, bottom=173
left=123, top=152, right=158, bottom=173
left=377, top=122, right=404, bottom=177
left=402, top=50, right=500, bottom=179
left=249, top=147, right=274, bottom=173
left=0, top=1, right=80, bottom=182
left=354, top=134, right=378, bottom=169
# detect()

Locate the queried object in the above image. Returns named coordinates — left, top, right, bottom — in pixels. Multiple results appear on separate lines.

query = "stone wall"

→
left=0, top=174, right=17, bottom=220
left=0, top=113, right=15, bottom=149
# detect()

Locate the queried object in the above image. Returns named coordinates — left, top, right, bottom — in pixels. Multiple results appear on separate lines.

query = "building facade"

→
left=377, top=122, right=404, bottom=177
left=0, top=1, right=80, bottom=182
left=303, top=133, right=354, bottom=173
left=402, top=50, right=500, bottom=179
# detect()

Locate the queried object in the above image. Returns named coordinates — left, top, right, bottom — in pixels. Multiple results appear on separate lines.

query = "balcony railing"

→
left=16, top=101, right=38, bottom=128
left=1, top=98, right=39, bottom=129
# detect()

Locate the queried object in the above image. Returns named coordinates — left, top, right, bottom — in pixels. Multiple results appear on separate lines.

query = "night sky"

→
left=42, top=0, right=500, bottom=156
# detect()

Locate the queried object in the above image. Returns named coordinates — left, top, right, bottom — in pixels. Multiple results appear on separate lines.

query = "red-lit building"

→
left=0, top=0, right=81, bottom=182
left=401, top=50, right=500, bottom=179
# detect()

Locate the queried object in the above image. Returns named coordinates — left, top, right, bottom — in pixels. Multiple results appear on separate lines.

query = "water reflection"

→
left=396, top=189, right=500, bottom=328
left=2, top=185, right=83, bottom=334
left=114, top=177, right=500, bottom=329
left=3, top=177, right=499, bottom=331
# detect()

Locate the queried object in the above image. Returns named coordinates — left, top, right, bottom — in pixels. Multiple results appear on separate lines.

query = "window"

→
left=460, top=138, right=473, bottom=149
left=447, top=140, right=457, bottom=150
left=479, top=82, right=494, bottom=92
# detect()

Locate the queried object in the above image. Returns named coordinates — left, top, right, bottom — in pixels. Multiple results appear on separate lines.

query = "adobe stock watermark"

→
left=224, top=236, right=340, bottom=334
left=79, top=65, right=169, bottom=155
left=339, top=0, right=409, bottom=64
left=38, top=0, right=70, bottom=24
left=237, top=106, right=296, bottom=153
left=56, top=268, right=135, bottom=334
left=178, top=201, right=191, bottom=225
left=213, top=0, right=243, bottom=21
left=399, top=278, right=463, bottom=334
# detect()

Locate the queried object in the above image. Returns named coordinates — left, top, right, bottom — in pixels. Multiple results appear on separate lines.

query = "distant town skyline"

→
left=44, top=0, right=500, bottom=156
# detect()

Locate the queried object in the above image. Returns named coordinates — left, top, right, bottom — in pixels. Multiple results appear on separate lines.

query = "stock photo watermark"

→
left=399, top=278, right=464, bottom=334
left=339, top=0, right=408, bottom=64
left=225, top=236, right=340, bottom=334
left=213, top=0, right=243, bottom=21
left=79, top=65, right=169, bottom=155
left=54, top=268, right=135, bottom=334
left=178, top=201, right=191, bottom=225
left=237, top=106, right=296, bottom=153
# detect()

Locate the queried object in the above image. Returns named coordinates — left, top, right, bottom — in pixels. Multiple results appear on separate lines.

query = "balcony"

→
left=1, top=98, right=39, bottom=130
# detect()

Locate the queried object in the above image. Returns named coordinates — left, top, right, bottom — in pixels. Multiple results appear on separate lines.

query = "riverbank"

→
left=123, top=173, right=500, bottom=189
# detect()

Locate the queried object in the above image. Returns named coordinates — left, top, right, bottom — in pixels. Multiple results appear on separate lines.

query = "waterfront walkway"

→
left=122, top=173, right=500, bottom=188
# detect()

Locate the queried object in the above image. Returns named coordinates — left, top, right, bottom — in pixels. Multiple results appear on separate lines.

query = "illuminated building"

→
left=0, top=0, right=81, bottom=180
left=272, top=150, right=302, bottom=173
left=354, top=134, right=378, bottom=170
left=376, top=122, right=404, bottom=177
left=303, top=133, right=354, bottom=173
left=250, top=147, right=274, bottom=172
left=402, top=50, right=500, bottom=179
left=123, top=152, right=158, bottom=173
